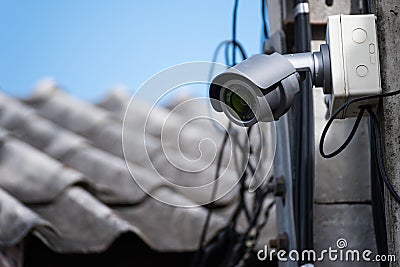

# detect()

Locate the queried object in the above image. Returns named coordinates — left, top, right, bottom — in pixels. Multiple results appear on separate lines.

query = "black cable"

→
left=320, top=89, right=400, bottom=158
left=366, top=106, right=400, bottom=204
left=358, top=2, right=388, bottom=265
left=261, top=0, right=269, bottom=39
left=222, top=131, right=259, bottom=267
left=225, top=183, right=269, bottom=267
left=192, top=123, right=231, bottom=267
left=363, top=0, right=372, bottom=14
left=229, top=173, right=252, bottom=226
left=198, top=1, right=273, bottom=265
left=320, top=106, right=366, bottom=158
left=204, top=125, right=274, bottom=267
left=319, top=91, right=400, bottom=267
left=225, top=40, right=247, bottom=67
left=319, top=90, right=400, bottom=205
left=368, top=111, right=389, bottom=267
left=224, top=131, right=275, bottom=267
left=210, top=40, right=247, bottom=70
left=228, top=126, right=271, bottom=229
left=195, top=125, right=264, bottom=267
left=367, top=105, right=398, bottom=267
left=237, top=200, right=275, bottom=267
left=197, top=1, right=245, bottom=264
left=212, top=40, right=232, bottom=65
left=232, top=0, right=239, bottom=65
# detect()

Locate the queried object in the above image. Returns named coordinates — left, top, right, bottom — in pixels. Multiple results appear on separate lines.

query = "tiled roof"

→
left=0, top=80, right=276, bottom=255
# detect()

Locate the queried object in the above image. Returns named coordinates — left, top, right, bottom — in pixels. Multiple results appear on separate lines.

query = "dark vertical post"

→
left=292, top=0, right=314, bottom=265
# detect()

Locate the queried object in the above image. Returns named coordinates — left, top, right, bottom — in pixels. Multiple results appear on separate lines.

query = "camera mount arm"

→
left=284, top=44, right=332, bottom=93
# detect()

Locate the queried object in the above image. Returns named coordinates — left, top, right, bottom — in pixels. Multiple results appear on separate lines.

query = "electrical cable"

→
left=222, top=125, right=274, bottom=266
left=226, top=127, right=254, bottom=226
left=319, top=89, right=400, bottom=158
left=195, top=119, right=274, bottom=267
left=368, top=110, right=389, bottom=267
left=224, top=178, right=272, bottom=267
left=217, top=132, right=256, bottom=267
left=319, top=89, right=400, bottom=267
left=363, top=0, right=372, bottom=14
left=261, top=0, right=270, bottom=39
left=319, top=9, right=400, bottom=263
left=357, top=4, right=388, bottom=266
left=198, top=7, right=244, bottom=264
left=208, top=40, right=247, bottom=87
left=225, top=41, right=247, bottom=67
left=366, top=106, right=400, bottom=204
left=367, top=105, right=397, bottom=267
left=232, top=0, right=239, bottom=66
left=319, top=89, right=400, bottom=205
left=320, top=106, right=366, bottom=158
left=229, top=126, right=255, bottom=226
left=236, top=199, right=275, bottom=267
left=191, top=123, right=231, bottom=267
left=195, top=0, right=273, bottom=265
left=196, top=125, right=272, bottom=267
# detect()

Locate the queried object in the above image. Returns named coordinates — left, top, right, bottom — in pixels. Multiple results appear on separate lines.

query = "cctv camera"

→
left=210, top=14, right=383, bottom=125
left=209, top=44, right=331, bottom=127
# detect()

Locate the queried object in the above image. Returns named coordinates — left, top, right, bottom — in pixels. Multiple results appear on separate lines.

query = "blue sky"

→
left=0, top=1, right=265, bottom=102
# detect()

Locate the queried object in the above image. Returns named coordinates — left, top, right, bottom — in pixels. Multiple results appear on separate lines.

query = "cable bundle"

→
left=319, top=90, right=400, bottom=204
left=192, top=1, right=275, bottom=266
left=319, top=90, right=400, bottom=267
left=192, top=124, right=275, bottom=267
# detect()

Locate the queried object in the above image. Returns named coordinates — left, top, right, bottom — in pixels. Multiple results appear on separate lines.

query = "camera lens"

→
left=224, top=85, right=256, bottom=122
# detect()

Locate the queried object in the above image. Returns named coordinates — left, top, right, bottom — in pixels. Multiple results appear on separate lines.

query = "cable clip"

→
left=294, top=2, right=310, bottom=17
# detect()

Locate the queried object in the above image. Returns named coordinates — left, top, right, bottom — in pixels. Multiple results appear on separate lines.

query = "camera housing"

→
left=209, top=14, right=381, bottom=126
left=209, top=47, right=331, bottom=127
left=209, top=53, right=301, bottom=127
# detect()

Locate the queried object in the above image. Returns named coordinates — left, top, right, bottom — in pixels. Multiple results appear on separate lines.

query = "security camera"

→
left=209, top=45, right=331, bottom=127
left=209, top=14, right=382, bottom=126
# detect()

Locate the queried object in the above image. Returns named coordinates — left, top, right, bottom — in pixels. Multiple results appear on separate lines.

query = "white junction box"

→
left=326, top=14, right=381, bottom=118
